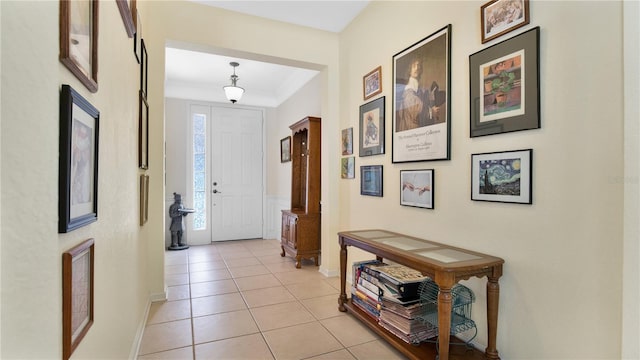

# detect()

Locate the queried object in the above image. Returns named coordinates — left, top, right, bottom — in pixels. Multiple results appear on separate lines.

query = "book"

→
left=365, top=263, right=430, bottom=299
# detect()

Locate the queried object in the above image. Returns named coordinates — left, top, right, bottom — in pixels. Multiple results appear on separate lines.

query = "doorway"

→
left=187, top=104, right=264, bottom=244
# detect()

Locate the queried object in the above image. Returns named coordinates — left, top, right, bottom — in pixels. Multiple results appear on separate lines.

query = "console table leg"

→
left=437, top=287, right=452, bottom=360
left=338, top=238, right=348, bottom=312
left=486, top=276, right=501, bottom=360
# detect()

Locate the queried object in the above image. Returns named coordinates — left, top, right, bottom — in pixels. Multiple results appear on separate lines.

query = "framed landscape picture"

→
left=59, top=85, right=99, bottom=233
left=360, top=165, right=383, bottom=197
left=471, top=149, right=532, bottom=204
left=359, top=97, right=385, bottom=157
left=400, top=169, right=434, bottom=209
left=470, top=26, right=540, bottom=137
left=481, top=0, right=530, bottom=44
left=363, top=66, right=382, bottom=100
left=392, top=25, right=451, bottom=163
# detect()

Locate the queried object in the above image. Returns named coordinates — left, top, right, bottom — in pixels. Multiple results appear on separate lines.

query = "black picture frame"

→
left=139, top=90, right=149, bottom=170
left=471, top=149, right=533, bottom=204
left=359, top=96, right=385, bottom=157
left=59, top=0, right=99, bottom=93
left=62, top=238, right=95, bottom=360
left=140, top=38, right=148, bottom=98
left=360, top=165, right=383, bottom=197
left=392, top=24, right=451, bottom=163
left=400, top=169, right=434, bottom=209
left=59, top=85, right=99, bottom=233
left=280, top=136, right=291, bottom=163
left=470, top=26, right=540, bottom=137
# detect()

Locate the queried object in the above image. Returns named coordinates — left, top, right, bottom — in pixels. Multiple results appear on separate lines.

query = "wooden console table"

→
left=338, top=230, right=504, bottom=360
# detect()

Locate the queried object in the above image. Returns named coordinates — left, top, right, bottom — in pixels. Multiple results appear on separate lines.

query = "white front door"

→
left=210, top=107, right=264, bottom=241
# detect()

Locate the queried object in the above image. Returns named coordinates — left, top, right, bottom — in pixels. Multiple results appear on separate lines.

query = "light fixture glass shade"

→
left=224, top=85, right=244, bottom=103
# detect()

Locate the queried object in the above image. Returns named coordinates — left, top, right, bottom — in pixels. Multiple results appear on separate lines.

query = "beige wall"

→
left=1, top=1, right=149, bottom=358
left=339, top=1, right=624, bottom=358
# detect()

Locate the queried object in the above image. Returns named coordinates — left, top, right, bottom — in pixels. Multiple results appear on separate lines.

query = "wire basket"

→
left=415, top=280, right=477, bottom=336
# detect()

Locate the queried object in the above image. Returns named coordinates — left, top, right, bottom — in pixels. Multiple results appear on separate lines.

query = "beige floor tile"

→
left=165, top=273, right=189, bottom=287
left=166, top=285, right=190, bottom=302
left=241, top=286, right=296, bottom=308
left=234, top=273, right=282, bottom=291
left=301, top=294, right=346, bottom=320
left=190, top=269, right=231, bottom=283
left=224, top=256, right=261, bottom=268
left=220, top=251, right=256, bottom=260
left=165, top=264, right=189, bottom=275
left=146, top=300, right=191, bottom=325
left=321, top=316, right=378, bottom=348
left=264, top=260, right=300, bottom=273
left=137, top=346, right=193, bottom=359
left=138, top=319, right=192, bottom=355
left=262, top=322, right=343, bottom=360
left=274, top=269, right=327, bottom=285
left=165, top=252, right=188, bottom=266
left=324, top=276, right=342, bottom=291
left=191, top=292, right=247, bottom=317
left=192, top=309, right=259, bottom=344
left=250, top=300, right=315, bottom=331
left=257, top=253, right=292, bottom=265
left=190, top=279, right=238, bottom=298
left=347, top=339, right=406, bottom=360
left=194, top=333, right=274, bottom=360
left=188, top=253, right=223, bottom=263
left=188, top=260, right=227, bottom=272
left=228, top=264, right=271, bottom=278
left=306, top=349, right=357, bottom=360
left=286, top=280, right=339, bottom=300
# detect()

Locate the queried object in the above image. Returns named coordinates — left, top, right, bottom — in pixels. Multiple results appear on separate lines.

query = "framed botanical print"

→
left=59, top=0, right=99, bottom=93
left=59, top=85, right=99, bottom=233
left=471, top=149, right=532, bottom=204
left=392, top=25, right=451, bottom=163
left=359, top=97, right=385, bottom=157
left=341, top=157, right=355, bottom=179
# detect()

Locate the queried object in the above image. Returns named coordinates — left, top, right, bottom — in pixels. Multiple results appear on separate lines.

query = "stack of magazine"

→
left=351, top=260, right=383, bottom=320
left=359, top=262, right=438, bottom=344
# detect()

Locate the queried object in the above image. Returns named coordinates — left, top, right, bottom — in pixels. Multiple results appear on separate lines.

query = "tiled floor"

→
left=137, top=238, right=406, bottom=360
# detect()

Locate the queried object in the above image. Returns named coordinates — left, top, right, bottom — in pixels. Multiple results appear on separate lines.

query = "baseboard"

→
left=319, top=266, right=339, bottom=278
left=129, top=287, right=168, bottom=359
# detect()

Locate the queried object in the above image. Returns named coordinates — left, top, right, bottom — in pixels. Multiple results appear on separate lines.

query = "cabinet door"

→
left=281, top=214, right=290, bottom=243
left=289, top=216, right=298, bottom=249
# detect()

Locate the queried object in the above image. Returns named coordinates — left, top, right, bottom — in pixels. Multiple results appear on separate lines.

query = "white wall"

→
left=1, top=1, right=150, bottom=359
left=338, top=1, right=625, bottom=358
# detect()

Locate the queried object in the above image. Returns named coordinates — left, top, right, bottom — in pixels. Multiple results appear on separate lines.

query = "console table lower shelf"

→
left=343, top=299, right=486, bottom=360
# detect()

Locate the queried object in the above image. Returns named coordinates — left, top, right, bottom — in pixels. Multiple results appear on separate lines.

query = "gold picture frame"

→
left=363, top=66, right=382, bottom=100
left=62, top=238, right=95, bottom=360
left=59, top=0, right=99, bottom=93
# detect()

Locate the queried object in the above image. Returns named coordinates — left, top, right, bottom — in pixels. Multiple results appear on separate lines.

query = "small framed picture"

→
left=140, top=174, right=149, bottom=226
left=133, top=3, right=142, bottom=64
left=116, top=0, right=135, bottom=37
left=62, top=238, right=95, bottom=360
left=140, top=39, right=148, bottom=97
left=363, top=66, right=382, bottom=100
left=59, top=85, right=100, bottom=233
left=471, top=149, right=532, bottom=204
left=138, top=91, right=149, bottom=169
left=280, top=136, right=291, bottom=163
left=361, top=165, right=383, bottom=197
left=481, top=0, right=530, bottom=44
left=342, top=127, right=353, bottom=155
left=400, top=169, right=434, bottom=209
left=470, top=27, right=540, bottom=137
left=341, top=157, right=355, bottom=179
left=59, top=0, right=99, bottom=93
left=359, top=96, right=385, bottom=157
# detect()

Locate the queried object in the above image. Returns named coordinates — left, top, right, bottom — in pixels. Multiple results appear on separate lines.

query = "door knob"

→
left=213, top=189, right=222, bottom=194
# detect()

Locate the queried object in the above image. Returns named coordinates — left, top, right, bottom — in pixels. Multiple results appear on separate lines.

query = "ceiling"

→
left=165, top=1, right=370, bottom=107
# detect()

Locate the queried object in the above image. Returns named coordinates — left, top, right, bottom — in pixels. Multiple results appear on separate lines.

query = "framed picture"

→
left=363, top=66, right=382, bottom=100
left=133, top=3, right=142, bottom=64
left=471, top=149, right=532, bottom=204
left=481, top=0, right=530, bottom=44
left=116, top=0, right=135, bottom=38
left=359, top=96, right=385, bottom=157
left=59, top=85, right=99, bottom=233
left=140, top=174, right=149, bottom=226
left=341, top=157, right=355, bottom=179
left=360, top=165, right=383, bottom=197
left=62, top=238, right=95, bottom=360
left=140, top=39, right=148, bottom=98
left=342, top=127, right=353, bottom=155
left=400, top=169, right=434, bottom=209
left=280, top=136, right=291, bottom=163
left=59, top=0, right=99, bottom=93
left=139, top=90, right=149, bottom=169
left=470, top=27, right=539, bottom=137
left=392, top=25, right=451, bottom=163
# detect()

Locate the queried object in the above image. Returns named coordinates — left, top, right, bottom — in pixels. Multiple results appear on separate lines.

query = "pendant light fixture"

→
left=223, top=62, right=244, bottom=103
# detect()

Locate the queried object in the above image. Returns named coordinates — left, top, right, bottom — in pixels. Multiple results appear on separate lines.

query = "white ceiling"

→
left=165, top=1, right=370, bottom=107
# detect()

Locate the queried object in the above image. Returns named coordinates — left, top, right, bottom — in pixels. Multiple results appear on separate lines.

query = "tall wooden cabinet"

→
left=281, top=116, right=321, bottom=268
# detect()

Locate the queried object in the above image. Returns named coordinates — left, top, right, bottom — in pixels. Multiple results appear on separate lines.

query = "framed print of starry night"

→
left=471, top=149, right=532, bottom=204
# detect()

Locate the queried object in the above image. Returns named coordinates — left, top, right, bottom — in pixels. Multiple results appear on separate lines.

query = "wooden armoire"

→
left=280, top=116, right=321, bottom=268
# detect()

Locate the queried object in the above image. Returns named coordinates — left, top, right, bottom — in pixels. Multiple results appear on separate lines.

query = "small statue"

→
left=168, top=192, right=194, bottom=250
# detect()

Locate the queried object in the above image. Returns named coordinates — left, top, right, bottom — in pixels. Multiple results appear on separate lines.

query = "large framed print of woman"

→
left=392, top=25, right=451, bottom=163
